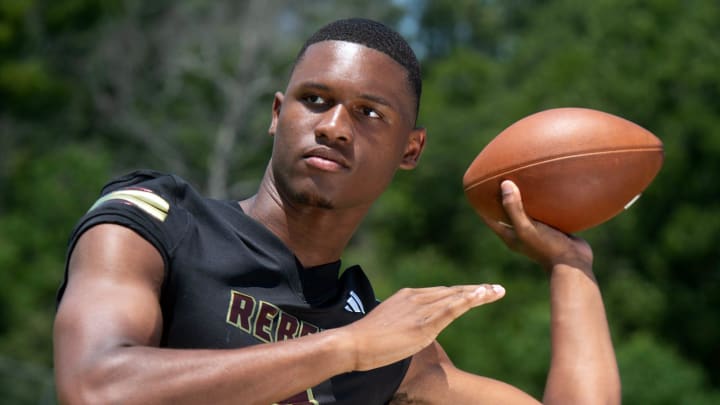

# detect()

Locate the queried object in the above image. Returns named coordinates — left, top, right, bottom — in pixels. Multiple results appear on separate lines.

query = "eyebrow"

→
left=300, top=81, right=330, bottom=92
left=359, top=93, right=393, bottom=109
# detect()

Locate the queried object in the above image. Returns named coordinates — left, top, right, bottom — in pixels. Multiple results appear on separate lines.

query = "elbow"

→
left=55, top=353, right=133, bottom=405
left=56, top=373, right=116, bottom=405
left=56, top=376, right=104, bottom=405
left=56, top=382, right=104, bottom=405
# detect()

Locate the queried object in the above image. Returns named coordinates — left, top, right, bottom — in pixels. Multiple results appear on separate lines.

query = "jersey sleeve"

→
left=57, top=169, right=190, bottom=303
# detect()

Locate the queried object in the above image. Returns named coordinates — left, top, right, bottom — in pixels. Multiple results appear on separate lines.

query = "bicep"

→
left=54, top=224, right=166, bottom=376
left=396, top=341, right=541, bottom=405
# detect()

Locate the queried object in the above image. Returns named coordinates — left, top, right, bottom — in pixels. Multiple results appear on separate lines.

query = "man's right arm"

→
left=53, top=224, right=356, bottom=405
left=54, top=223, right=505, bottom=404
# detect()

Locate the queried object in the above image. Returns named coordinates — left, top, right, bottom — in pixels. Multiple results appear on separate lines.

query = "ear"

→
left=399, top=127, right=427, bottom=170
left=268, top=92, right=284, bottom=137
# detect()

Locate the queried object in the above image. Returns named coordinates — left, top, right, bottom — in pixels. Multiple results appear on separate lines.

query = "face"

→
left=268, top=40, right=426, bottom=210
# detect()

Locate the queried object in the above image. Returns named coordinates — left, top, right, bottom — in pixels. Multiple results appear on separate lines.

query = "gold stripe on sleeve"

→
left=88, top=189, right=170, bottom=222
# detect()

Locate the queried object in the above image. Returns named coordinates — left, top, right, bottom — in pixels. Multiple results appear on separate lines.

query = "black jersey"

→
left=58, top=170, right=411, bottom=405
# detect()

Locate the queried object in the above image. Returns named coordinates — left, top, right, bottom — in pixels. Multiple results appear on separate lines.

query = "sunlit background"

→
left=1, top=0, right=719, bottom=403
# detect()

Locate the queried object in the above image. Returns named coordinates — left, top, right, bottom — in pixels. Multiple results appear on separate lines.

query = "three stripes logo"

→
left=344, top=291, right=365, bottom=314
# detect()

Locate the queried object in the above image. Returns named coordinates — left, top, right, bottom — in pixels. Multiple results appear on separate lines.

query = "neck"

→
left=239, top=179, right=370, bottom=268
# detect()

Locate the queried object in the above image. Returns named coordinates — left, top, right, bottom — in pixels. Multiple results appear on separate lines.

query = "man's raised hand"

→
left=339, top=284, right=505, bottom=372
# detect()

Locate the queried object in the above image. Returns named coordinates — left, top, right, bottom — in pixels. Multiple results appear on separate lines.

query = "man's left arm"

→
left=394, top=180, right=620, bottom=404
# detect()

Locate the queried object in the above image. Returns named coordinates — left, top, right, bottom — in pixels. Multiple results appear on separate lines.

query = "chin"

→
left=289, top=190, right=335, bottom=210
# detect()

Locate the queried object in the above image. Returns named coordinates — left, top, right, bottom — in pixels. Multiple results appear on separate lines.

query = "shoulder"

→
left=57, top=170, right=200, bottom=302
left=91, top=169, right=191, bottom=217
left=78, top=169, right=203, bottom=250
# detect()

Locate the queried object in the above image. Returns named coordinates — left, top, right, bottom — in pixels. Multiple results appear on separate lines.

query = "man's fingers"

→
left=469, top=284, right=506, bottom=305
left=348, top=284, right=507, bottom=371
left=481, top=215, right=515, bottom=242
left=500, top=180, right=531, bottom=229
left=399, top=284, right=504, bottom=301
left=431, top=284, right=506, bottom=321
left=482, top=180, right=532, bottom=245
left=391, top=285, right=506, bottom=319
left=400, top=286, right=463, bottom=304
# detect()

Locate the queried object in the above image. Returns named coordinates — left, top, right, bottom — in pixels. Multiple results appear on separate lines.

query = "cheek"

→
left=355, top=147, right=403, bottom=187
left=276, top=102, right=310, bottom=137
left=361, top=136, right=408, bottom=170
left=272, top=118, right=305, bottom=156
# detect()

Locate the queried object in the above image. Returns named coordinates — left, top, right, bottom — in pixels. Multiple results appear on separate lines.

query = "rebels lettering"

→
left=226, top=290, right=319, bottom=343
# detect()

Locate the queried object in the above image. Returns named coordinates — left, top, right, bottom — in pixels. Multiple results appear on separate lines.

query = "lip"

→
left=302, top=147, right=351, bottom=171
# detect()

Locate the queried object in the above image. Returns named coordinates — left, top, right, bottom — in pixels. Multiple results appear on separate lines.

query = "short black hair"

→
left=295, top=18, right=422, bottom=118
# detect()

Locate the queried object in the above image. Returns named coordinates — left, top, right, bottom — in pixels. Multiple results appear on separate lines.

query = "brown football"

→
left=463, top=108, right=664, bottom=233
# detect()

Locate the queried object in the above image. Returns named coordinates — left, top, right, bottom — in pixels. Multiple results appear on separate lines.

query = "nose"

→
left=315, top=104, right=353, bottom=143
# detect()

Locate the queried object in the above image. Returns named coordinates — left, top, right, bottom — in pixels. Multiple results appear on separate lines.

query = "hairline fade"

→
left=293, top=18, right=422, bottom=120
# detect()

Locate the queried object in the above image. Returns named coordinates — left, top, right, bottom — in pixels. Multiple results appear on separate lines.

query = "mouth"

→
left=302, top=147, right=350, bottom=171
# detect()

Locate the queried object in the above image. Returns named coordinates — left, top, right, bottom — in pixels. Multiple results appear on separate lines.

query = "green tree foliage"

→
left=0, top=1, right=121, bottom=401
left=618, top=333, right=720, bottom=405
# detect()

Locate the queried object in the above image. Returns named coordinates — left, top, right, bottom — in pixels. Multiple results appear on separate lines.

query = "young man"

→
left=54, top=18, right=621, bottom=404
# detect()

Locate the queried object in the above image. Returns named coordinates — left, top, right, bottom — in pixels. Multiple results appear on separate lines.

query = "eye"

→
left=303, top=94, right=326, bottom=105
left=360, top=106, right=381, bottom=119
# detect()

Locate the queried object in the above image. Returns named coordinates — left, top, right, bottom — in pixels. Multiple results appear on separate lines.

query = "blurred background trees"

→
left=1, top=0, right=718, bottom=403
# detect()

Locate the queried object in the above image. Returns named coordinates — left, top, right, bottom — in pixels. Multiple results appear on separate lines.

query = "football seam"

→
left=463, top=147, right=663, bottom=191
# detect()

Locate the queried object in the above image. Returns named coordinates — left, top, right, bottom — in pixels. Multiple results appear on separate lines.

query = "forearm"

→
left=543, top=264, right=621, bottom=405
left=57, top=329, right=354, bottom=405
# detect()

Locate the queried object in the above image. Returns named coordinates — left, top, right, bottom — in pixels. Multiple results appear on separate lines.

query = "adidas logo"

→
left=344, top=291, right=365, bottom=314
